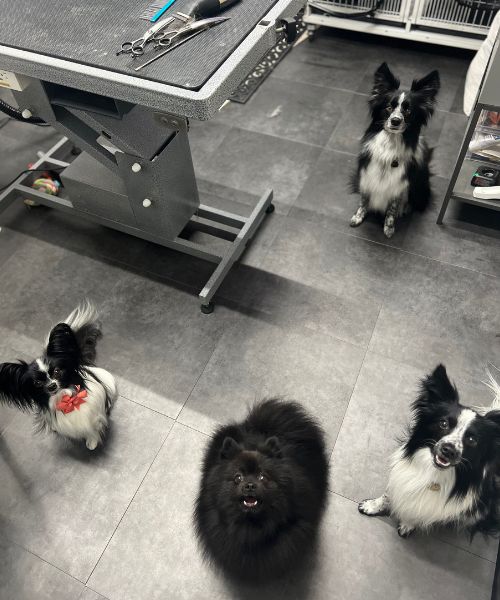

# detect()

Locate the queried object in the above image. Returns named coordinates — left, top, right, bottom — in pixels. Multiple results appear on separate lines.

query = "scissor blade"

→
left=135, top=17, right=229, bottom=71
left=185, top=16, right=230, bottom=32
left=135, top=27, right=208, bottom=71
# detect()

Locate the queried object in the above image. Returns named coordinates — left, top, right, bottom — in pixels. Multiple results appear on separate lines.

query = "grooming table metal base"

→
left=0, top=136, right=273, bottom=313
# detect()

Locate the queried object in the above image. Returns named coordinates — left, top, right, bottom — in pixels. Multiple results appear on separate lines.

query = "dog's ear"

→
left=421, top=364, right=459, bottom=404
left=263, top=436, right=283, bottom=459
left=0, top=361, right=32, bottom=409
left=372, top=62, right=400, bottom=96
left=411, top=70, right=440, bottom=100
left=485, top=410, right=500, bottom=428
left=220, top=436, right=241, bottom=460
left=46, top=323, right=80, bottom=361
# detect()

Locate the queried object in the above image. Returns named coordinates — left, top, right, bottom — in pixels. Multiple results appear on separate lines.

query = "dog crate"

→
left=305, top=0, right=496, bottom=49
left=413, top=0, right=496, bottom=34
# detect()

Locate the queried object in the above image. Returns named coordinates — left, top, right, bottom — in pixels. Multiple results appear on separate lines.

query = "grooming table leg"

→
left=198, top=189, right=273, bottom=313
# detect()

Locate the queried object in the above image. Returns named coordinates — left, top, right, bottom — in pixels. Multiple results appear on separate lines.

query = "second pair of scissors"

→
left=152, top=16, right=229, bottom=47
left=117, top=15, right=175, bottom=57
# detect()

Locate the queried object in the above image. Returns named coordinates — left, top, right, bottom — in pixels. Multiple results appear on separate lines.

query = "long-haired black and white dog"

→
left=0, top=300, right=116, bottom=449
left=350, top=62, right=440, bottom=238
left=359, top=364, right=500, bottom=538
left=195, top=399, right=329, bottom=582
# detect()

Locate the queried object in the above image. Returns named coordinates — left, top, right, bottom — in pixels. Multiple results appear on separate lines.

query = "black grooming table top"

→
left=0, top=0, right=278, bottom=90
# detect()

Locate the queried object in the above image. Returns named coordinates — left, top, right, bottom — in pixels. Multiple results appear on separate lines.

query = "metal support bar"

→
left=199, top=189, right=273, bottom=308
left=436, top=105, right=481, bottom=224
left=0, top=136, right=274, bottom=312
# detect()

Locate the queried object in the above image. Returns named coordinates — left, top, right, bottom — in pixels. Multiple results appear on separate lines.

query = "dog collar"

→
left=429, top=482, right=441, bottom=492
left=55, top=385, right=87, bottom=414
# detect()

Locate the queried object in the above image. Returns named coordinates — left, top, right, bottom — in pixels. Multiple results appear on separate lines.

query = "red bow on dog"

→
left=55, top=385, right=88, bottom=414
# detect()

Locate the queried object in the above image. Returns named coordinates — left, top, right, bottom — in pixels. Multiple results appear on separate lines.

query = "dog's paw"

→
left=350, top=213, right=365, bottom=227
left=358, top=498, right=386, bottom=516
left=383, top=224, right=395, bottom=238
left=86, top=438, right=98, bottom=450
left=397, top=524, right=415, bottom=538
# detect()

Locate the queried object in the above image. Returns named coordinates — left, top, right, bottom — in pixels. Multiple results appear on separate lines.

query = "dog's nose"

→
left=47, top=382, right=57, bottom=392
left=390, top=116, right=402, bottom=126
left=440, top=443, right=458, bottom=460
left=243, top=482, right=256, bottom=493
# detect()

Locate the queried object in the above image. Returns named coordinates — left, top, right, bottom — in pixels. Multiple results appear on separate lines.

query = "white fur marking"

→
left=440, top=409, right=476, bottom=454
left=36, top=359, right=48, bottom=373
left=34, top=366, right=117, bottom=450
left=484, top=368, right=500, bottom=412
left=360, top=132, right=409, bottom=214
left=386, top=447, right=479, bottom=530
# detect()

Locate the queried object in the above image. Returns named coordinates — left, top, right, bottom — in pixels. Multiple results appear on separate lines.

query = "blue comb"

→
left=140, top=0, right=177, bottom=22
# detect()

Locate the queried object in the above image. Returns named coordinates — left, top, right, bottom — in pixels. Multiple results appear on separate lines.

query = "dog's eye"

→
left=439, top=419, right=449, bottom=430
left=34, top=380, right=44, bottom=388
left=234, top=474, right=242, bottom=484
left=465, top=435, right=477, bottom=448
left=258, top=473, right=265, bottom=482
left=53, top=368, right=62, bottom=378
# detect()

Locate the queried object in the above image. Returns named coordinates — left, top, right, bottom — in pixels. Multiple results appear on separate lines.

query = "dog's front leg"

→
left=350, top=195, right=369, bottom=227
left=397, top=523, right=415, bottom=538
left=358, top=493, right=390, bottom=516
left=383, top=198, right=400, bottom=238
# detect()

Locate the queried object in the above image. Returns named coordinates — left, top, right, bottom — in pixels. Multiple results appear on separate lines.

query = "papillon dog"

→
left=350, top=62, right=440, bottom=238
left=359, top=364, right=500, bottom=538
left=0, top=300, right=117, bottom=450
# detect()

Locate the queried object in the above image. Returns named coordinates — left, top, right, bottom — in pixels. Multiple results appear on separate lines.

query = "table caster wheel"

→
left=201, top=302, right=214, bottom=315
left=307, top=27, right=317, bottom=42
left=266, top=203, right=275, bottom=214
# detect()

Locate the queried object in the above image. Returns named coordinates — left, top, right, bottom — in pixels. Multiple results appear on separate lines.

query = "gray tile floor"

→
left=0, top=29, right=499, bottom=600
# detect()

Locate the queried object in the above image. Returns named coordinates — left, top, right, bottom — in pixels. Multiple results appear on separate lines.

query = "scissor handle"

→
left=157, top=35, right=178, bottom=47
left=153, top=29, right=179, bottom=42
left=119, top=41, right=134, bottom=53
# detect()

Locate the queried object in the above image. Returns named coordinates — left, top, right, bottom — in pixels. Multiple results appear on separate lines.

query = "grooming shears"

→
left=117, top=15, right=175, bottom=56
left=135, top=16, right=229, bottom=71
left=152, top=16, right=228, bottom=47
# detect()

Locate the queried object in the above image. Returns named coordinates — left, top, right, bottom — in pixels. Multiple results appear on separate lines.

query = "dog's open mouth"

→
left=434, top=453, right=451, bottom=469
left=242, top=496, right=259, bottom=509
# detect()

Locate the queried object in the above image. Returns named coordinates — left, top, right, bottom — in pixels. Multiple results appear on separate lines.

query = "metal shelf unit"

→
left=437, top=36, right=500, bottom=222
left=305, top=0, right=496, bottom=50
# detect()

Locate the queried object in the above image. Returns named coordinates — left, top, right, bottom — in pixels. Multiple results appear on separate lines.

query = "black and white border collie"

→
left=359, top=364, right=500, bottom=537
left=351, top=62, right=440, bottom=238
left=0, top=300, right=116, bottom=450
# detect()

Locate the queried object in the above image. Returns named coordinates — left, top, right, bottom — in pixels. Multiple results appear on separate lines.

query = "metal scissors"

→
left=153, top=16, right=228, bottom=47
left=117, top=16, right=175, bottom=56
left=135, top=16, right=229, bottom=71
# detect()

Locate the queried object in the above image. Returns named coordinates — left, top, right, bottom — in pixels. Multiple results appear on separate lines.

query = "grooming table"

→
left=0, top=0, right=302, bottom=313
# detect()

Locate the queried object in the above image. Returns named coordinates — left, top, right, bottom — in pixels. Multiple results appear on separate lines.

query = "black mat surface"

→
left=0, top=0, right=278, bottom=90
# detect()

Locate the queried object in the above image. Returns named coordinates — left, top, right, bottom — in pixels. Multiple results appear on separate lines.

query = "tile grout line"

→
left=174, top=420, right=211, bottom=438
left=84, top=422, right=177, bottom=586
left=329, top=491, right=497, bottom=565
left=267, top=74, right=466, bottom=116
left=287, top=210, right=500, bottom=281
left=172, top=330, right=224, bottom=424
left=0, top=531, right=87, bottom=586
left=268, top=74, right=371, bottom=96
left=77, top=585, right=110, bottom=600
left=328, top=304, right=381, bottom=460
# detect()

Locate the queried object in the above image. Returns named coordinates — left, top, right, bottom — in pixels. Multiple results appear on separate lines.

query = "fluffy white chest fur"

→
left=387, top=447, right=479, bottom=529
left=359, top=131, right=424, bottom=214
left=35, top=366, right=117, bottom=450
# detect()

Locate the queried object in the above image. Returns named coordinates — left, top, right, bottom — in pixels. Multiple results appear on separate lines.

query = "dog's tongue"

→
left=436, top=454, right=450, bottom=467
left=243, top=497, right=258, bottom=508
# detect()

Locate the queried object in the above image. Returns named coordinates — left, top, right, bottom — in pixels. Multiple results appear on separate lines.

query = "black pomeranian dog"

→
left=194, top=399, right=329, bottom=582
